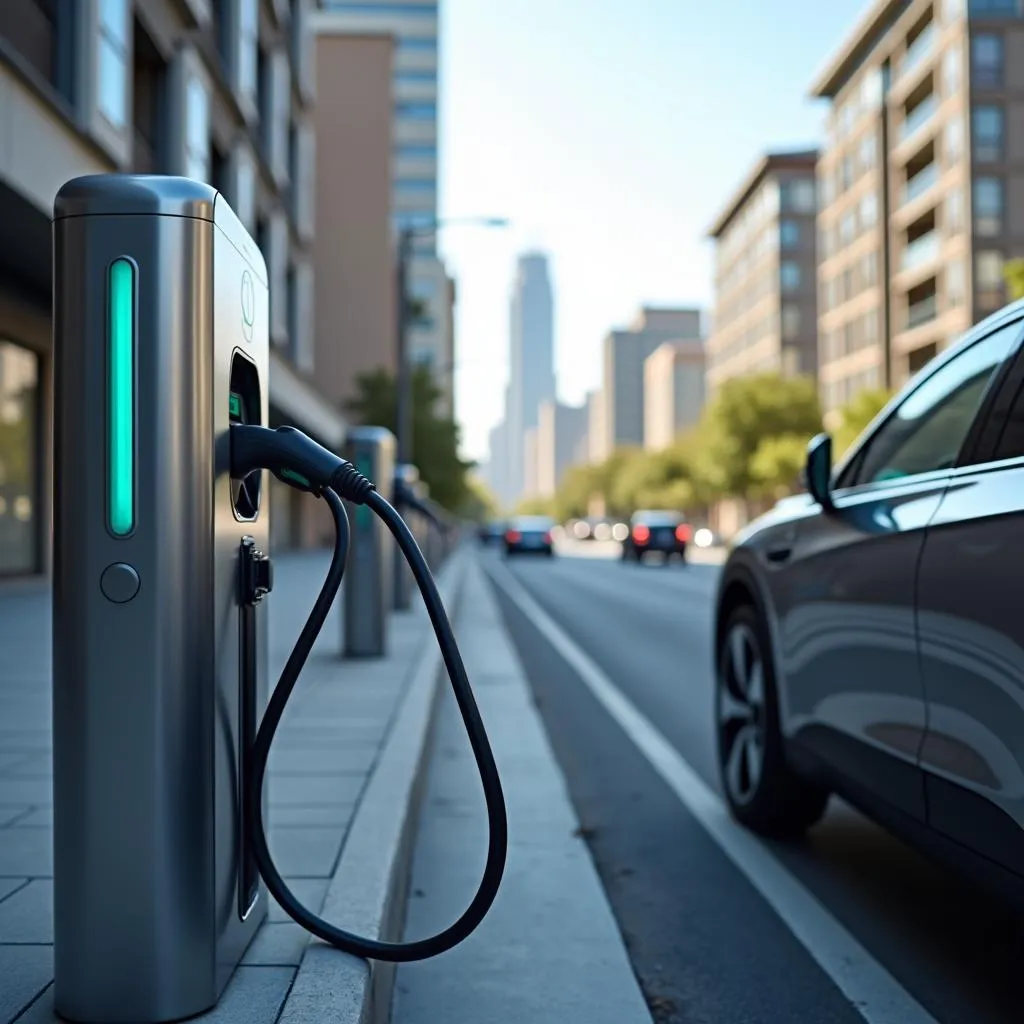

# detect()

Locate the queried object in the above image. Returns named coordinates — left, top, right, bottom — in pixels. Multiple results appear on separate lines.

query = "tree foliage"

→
left=832, top=387, right=894, bottom=458
left=345, top=366, right=474, bottom=512
left=1005, top=259, right=1024, bottom=302
left=463, top=474, right=500, bottom=522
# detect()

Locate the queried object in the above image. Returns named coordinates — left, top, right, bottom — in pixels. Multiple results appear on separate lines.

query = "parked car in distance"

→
left=713, top=298, right=1024, bottom=910
left=621, top=510, right=690, bottom=563
left=477, top=520, right=505, bottom=545
left=504, top=515, right=555, bottom=557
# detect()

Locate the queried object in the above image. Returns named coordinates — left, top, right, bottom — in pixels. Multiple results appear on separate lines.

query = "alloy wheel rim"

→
left=718, top=622, right=766, bottom=806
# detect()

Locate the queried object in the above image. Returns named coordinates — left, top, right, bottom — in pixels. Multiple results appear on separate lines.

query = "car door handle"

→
left=766, top=545, right=793, bottom=563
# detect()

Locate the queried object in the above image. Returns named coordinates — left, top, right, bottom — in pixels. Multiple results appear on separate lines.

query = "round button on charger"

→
left=100, top=562, right=141, bottom=603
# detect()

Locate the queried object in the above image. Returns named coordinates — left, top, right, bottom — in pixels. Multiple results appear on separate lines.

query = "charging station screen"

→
left=108, top=258, right=135, bottom=537
left=229, top=392, right=243, bottom=423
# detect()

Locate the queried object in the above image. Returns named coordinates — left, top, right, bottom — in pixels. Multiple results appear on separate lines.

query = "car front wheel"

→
left=715, top=604, right=828, bottom=838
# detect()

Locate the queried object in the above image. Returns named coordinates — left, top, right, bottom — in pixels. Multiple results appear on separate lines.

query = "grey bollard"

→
left=52, top=176, right=270, bottom=1022
left=393, top=462, right=420, bottom=610
left=342, top=427, right=396, bottom=657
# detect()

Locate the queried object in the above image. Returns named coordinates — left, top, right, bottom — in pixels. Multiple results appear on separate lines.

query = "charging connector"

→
left=230, top=424, right=507, bottom=962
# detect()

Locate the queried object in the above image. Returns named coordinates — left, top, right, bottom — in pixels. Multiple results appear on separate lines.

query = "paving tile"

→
left=268, top=827, right=345, bottom=878
left=5, top=754, right=50, bottom=777
left=11, top=807, right=51, bottom=827
left=0, top=804, right=31, bottom=826
left=268, top=774, right=366, bottom=806
left=0, top=879, right=51, bottom=942
left=0, top=828, right=52, bottom=877
left=241, top=921, right=310, bottom=966
left=266, top=804, right=355, bottom=828
left=0, top=877, right=27, bottom=902
left=267, top=878, right=329, bottom=922
left=0, top=779, right=52, bottom=805
left=193, top=966, right=295, bottom=1023
left=0, top=944, right=53, bottom=1022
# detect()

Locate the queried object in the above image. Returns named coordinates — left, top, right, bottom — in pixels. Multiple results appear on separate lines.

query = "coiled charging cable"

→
left=230, top=424, right=507, bottom=961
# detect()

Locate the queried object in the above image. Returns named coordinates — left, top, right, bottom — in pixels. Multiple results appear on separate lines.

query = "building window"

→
left=968, top=0, right=1019, bottom=14
left=864, top=250, right=878, bottom=286
left=946, top=189, right=964, bottom=232
left=947, top=258, right=966, bottom=306
left=860, top=193, right=878, bottom=228
left=0, top=340, right=40, bottom=575
left=395, top=102, right=437, bottom=121
left=238, top=0, right=259, bottom=109
left=840, top=155, right=854, bottom=191
left=184, top=74, right=210, bottom=182
left=396, top=143, right=438, bottom=160
left=779, top=220, right=800, bottom=248
left=132, top=17, right=167, bottom=173
left=973, top=105, right=1004, bottom=163
left=975, top=250, right=1005, bottom=308
left=98, top=0, right=129, bottom=127
left=397, top=37, right=437, bottom=52
left=864, top=309, right=879, bottom=342
left=972, top=33, right=1003, bottom=87
left=325, top=3, right=438, bottom=14
left=395, top=70, right=437, bottom=86
left=840, top=210, right=856, bottom=245
left=859, top=134, right=876, bottom=171
left=0, top=0, right=75, bottom=101
left=394, top=178, right=436, bottom=195
left=944, top=118, right=963, bottom=163
left=781, top=304, right=801, bottom=339
left=780, top=179, right=816, bottom=212
left=780, top=261, right=801, bottom=291
left=974, top=177, right=1003, bottom=236
left=942, top=46, right=960, bottom=96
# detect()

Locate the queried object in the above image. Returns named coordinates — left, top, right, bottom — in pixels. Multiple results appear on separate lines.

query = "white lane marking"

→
left=487, top=560, right=939, bottom=1024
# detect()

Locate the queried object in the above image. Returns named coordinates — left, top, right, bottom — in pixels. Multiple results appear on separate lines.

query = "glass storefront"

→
left=0, top=340, right=40, bottom=574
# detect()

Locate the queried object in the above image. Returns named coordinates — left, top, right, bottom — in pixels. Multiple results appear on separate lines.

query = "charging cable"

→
left=231, top=424, right=507, bottom=961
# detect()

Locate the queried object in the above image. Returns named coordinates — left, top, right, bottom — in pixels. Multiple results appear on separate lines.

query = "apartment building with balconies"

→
left=0, top=0, right=335, bottom=576
left=706, top=151, right=820, bottom=392
left=812, top=0, right=1024, bottom=416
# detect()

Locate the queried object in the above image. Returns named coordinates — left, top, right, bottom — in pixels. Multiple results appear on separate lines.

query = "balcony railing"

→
left=901, top=231, right=940, bottom=271
left=906, top=294, right=938, bottom=329
left=900, top=23, right=937, bottom=80
left=903, top=163, right=939, bottom=205
left=900, top=95, right=939, bottom=143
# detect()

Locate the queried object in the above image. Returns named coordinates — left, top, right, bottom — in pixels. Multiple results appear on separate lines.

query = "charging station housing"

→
left=52, top=176, right=270, bottom=1023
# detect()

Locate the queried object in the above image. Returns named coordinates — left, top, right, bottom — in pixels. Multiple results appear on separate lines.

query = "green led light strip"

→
left=108, top=258, right=135, bottom=537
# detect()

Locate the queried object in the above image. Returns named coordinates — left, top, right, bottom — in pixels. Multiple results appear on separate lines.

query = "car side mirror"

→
left=803, top=433, right=835, bottom=512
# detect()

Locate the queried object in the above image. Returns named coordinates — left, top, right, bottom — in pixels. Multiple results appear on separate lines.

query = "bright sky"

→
left=438, top=0, right=868, bottom=463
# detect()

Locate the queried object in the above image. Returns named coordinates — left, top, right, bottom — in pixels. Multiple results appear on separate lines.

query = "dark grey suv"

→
left=714, top=300, right=1024, bottom=899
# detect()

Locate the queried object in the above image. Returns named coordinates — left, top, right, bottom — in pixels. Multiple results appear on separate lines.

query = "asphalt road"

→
left=481, top=538, right=1024, bottom=1024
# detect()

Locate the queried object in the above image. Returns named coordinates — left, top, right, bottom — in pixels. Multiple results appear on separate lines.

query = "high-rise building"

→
left=598, top=307, right=703, bottom=453
left=643, top=341, right=707, bottom=450
left=811, top=0, right=1015, bottom=417
left=523, top=427, right=540, bottom=501
left=0, top=0, right=334, bottom=577
left=507, top=252, right=556, bottom=500
left=586, top=389, right=608, bottom=463
left=536, top=400, right=588, bottom=497
left=706, top=151, right=820, bottom=393
left=317, top=1, right=455, bottom=410
left=485, top=415, right=511, bottom=510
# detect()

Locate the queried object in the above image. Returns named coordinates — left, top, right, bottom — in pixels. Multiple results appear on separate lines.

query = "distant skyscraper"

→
left=507, top=252, right=556, bottom=500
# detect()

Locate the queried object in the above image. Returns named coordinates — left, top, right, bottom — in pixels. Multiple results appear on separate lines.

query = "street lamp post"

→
left=394, top=216, right=508, bottom=471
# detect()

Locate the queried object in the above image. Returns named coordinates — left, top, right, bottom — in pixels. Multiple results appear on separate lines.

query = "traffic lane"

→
left=489, top=569, right=865, bottom=1024
left=492, top=552, right=1024, bottom=1024
left=500, top=549, right=722, bottom=789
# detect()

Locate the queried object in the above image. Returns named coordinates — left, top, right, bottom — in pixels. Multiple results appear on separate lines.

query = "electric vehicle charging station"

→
left=52, top=175, right=272, bottom=1023
left=343, top=426, right=396, bottom=657
left=392, top=462, right=420, bottom=610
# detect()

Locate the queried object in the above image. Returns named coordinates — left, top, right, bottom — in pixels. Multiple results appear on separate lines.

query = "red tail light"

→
left=543, top=531, right=552, bottom=544
left=633, top=524, right=650, bottom=543
left=506, top=529, right=521, bottom=543
left=675, top=524, right=691, bottom=542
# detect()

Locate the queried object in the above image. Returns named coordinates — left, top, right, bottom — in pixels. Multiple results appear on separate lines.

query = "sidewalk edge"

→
left=277, top=544, right=470, bottom=1024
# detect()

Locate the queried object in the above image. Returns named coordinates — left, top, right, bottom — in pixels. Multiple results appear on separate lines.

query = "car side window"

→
left=990, top=366, right=1024, bottom=463
left=842, top=323, right=1018, bottom=489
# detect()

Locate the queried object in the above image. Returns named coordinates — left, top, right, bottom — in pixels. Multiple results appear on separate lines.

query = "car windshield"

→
left=512, top=516, right=553, bottom=530
left=632, top=510, right=683, bottom=526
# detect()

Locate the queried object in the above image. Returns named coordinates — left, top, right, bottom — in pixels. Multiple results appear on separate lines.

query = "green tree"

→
left=514, top=496, right=553, bottom=515
left=749, top=434, right=809, bottom=500
left=694, top=372, right=822, bottom=499
left=345, top=366, right=473, bottom=511
left=1005, top=259, right=1024, bottom=301
left=462, top=474, right=499, bottom=522
left=832, top=386, right=894, bottom=458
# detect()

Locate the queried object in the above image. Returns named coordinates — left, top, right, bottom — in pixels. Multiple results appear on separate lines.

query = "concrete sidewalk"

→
left=392, top=557, right=653, bottom=1024
left=0, top=546, right=467, bottom=1024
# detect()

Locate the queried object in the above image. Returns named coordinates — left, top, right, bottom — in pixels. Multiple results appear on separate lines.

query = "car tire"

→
left=715, top=604, right=828, bottom=838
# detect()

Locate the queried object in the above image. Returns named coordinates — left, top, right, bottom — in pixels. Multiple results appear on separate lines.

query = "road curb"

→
left=277, top=544, right=469, bottom=1024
